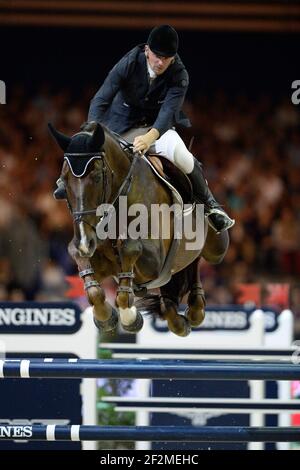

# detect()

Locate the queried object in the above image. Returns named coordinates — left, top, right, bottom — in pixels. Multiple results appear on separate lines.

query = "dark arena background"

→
left=0, top=0, right=300, bottom=454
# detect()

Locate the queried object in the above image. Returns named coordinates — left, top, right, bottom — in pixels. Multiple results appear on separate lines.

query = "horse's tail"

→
left=135, top=294, right=162, bottom=317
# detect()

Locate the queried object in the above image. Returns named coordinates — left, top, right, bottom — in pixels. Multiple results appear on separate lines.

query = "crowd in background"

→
left=0, top=84, right=300, bottom=333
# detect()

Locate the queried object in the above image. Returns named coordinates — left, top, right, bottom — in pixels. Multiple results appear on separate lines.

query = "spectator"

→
left=0, top=87, right=299, bottom=307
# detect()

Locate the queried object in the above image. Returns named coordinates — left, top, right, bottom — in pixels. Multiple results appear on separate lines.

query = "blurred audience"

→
left=0, top=85, right=299, bottom=332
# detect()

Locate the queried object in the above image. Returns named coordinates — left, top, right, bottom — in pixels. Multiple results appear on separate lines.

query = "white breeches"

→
left=121, top=127, right=195, bottom=175
left=153, top=129, right=194, bottom=174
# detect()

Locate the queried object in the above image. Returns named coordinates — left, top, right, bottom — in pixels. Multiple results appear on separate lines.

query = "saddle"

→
left=116, top=133, right=193, bottom=204
left=148, top=155, right=193, bottom=204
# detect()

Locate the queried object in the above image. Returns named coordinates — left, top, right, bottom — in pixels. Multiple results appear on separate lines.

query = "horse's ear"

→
left=48, top=123, right=71, bottom=152
left=91, top=122, right=105, bottom=150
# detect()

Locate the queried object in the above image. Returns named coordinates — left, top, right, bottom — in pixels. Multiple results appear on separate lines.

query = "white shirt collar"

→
left=146, top=60, right=157, bottom=80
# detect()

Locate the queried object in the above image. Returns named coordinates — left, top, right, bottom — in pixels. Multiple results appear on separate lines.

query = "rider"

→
left=54, top=25, right=234, bottom=233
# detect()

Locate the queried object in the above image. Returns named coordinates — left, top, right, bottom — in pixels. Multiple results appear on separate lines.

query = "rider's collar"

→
left=64, top=152, right=104, bottom=177
left=146, top=60, right=157, bottom=81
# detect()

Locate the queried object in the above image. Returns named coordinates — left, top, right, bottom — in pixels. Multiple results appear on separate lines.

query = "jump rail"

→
left=100, top=397, right=300, bottom=413
left=1, top=359, right=300, bottom=380
left=100, top=344, right=299, bottom=361
left=0, top=425, right=299, bottom=442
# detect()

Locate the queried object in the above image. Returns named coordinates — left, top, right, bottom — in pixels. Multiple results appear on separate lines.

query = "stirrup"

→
left=206, top=208, right=235, bottom=234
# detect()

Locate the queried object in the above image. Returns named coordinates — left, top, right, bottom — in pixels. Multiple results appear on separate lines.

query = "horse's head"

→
left=49, top=121, right=106, bottom=257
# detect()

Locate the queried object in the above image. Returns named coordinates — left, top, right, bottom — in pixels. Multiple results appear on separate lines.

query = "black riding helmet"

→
left=147, top=25, right=178, bottom=57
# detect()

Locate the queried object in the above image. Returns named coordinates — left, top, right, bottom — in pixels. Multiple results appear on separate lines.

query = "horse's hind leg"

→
left=201, top=226, right=229, bottom=264
left=183, top=257, right=206, bottom=328
left=160, top=271, right=191, bottom=337
left=185, top=281, right=206, bottom=327
left=184, top=228, right=229, bottom=329
left=160, top=296, right=191, bottom=337
left=116, top=239, right=144, bottom=333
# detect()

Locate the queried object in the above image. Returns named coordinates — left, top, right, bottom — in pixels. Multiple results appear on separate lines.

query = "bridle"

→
left=64, top=148, right=139, bottom=232
left=64, top=151, right=108, bottom=230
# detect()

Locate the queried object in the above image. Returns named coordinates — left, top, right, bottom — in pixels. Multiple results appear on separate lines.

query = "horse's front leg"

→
left=68, top=241, right=118, bottom=332
left=116, top=239, right=144, bottom=333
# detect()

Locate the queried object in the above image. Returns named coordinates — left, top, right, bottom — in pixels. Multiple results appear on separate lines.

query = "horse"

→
left=49, top=121, right=229, bottom=337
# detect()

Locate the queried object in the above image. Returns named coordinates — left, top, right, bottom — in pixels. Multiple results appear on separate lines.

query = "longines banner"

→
left=0, top=302, right=82, bottom=334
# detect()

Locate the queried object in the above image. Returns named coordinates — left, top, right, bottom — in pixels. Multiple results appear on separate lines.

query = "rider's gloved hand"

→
left=133, top=128, right=159, bottom=154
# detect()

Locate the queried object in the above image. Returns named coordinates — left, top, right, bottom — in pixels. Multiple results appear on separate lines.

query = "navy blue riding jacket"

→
left=88, top=44, right=191, bottom=137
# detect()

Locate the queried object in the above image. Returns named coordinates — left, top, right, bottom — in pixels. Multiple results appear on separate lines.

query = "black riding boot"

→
left=53, top=178, right=67, bottom=200
left=188, top=159, right=235, bottom=233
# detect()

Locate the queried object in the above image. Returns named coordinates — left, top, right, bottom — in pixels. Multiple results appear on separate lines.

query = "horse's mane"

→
left=79, top=121, right=131, bottom=163
left=80, top=121, right=118, bottom=143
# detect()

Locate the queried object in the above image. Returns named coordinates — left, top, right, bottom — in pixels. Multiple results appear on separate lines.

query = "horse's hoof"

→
left=122, top=311, right=144, bottom=334
left=185, top=307, right=205, bottom=328
left=169, top=315, right=191, bottom=337
left=178, top=316, right=191, bottom=337
left=93, top=307, right=119, bottom=332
